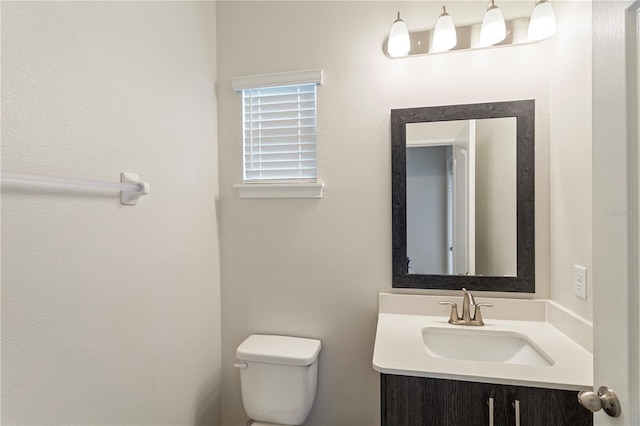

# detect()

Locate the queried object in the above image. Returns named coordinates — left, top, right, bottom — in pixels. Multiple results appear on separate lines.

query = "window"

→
left=232, top=69, right=324, bottom=198
left=242, top=83, right=317, bottom=182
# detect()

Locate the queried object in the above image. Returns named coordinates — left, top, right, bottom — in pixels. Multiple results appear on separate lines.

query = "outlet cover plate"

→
left=574, top=265, right=587, bottom=300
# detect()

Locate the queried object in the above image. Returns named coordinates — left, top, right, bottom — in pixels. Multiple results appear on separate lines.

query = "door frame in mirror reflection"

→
left=391, top=100, right=535, bottom=292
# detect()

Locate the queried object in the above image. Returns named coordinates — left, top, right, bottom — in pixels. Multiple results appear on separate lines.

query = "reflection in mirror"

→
left=406, top=118, right=517, bottom=277
left=391, top=100, right=535, bottom=292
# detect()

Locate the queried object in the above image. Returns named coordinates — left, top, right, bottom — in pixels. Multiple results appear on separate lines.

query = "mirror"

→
left=406, top=118, right=517, bottom=276
left=391, top=100, right=535, bottom=292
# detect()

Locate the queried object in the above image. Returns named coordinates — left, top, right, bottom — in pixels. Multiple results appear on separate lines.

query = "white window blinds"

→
left=242, top=83, right=317, bottom=182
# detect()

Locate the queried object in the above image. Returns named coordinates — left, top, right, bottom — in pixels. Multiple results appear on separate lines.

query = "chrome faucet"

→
left=438, top=288, right=493, bottom=326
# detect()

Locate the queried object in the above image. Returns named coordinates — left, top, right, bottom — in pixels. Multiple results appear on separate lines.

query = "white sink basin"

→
left=421, top=327, right=554, bottom=366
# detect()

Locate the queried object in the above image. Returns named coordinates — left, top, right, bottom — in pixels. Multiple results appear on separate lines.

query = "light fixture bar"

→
left=384, top=0, right=556, bottom=60
left=384, top=17, right=535, bottom=59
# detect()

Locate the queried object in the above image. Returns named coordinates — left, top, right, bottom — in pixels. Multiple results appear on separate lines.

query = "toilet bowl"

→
left=235, top=334, right=322, bottom=426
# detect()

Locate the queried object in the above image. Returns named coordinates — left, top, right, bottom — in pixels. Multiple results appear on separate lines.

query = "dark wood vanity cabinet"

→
left=381, top=374, right=593, bottom=426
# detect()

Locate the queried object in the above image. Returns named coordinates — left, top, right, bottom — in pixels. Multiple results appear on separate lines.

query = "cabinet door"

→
left=511, top=386, right=592, bottom=426
left=381, top=374, right=509, bottom=426
left=381, top=374, right=593, bottom=426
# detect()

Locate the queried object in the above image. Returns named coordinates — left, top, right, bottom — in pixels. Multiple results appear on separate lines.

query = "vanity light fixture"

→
left=386, top=2, right=557, bottom=59
left=432, top=6, right=457, bottom=52
left=480, top=0, right=507, bottom=46
left=387, top=12, right=411, bottom=57
left=528, top=0, right=557, bottom=41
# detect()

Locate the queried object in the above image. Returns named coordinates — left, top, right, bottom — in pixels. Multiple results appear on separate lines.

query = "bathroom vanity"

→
left=380, top=375, right=592, bottom=425
left=373, top=293, right=594, bottom=426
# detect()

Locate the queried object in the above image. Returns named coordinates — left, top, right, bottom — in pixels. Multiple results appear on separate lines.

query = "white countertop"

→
left=373, top=312, right=593, bottom=391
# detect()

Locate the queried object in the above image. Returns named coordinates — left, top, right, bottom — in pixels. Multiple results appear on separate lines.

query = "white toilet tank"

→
left=236, top=334, right=322, bottom=426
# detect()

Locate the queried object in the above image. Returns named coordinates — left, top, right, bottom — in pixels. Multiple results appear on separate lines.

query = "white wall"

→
left=217, top=2, right=551, bottom=424
left=475, top=118, right=517, bottom=277
left=548, top=0, right=593, bottom=321
left=1, top=2, right=222, bottom=424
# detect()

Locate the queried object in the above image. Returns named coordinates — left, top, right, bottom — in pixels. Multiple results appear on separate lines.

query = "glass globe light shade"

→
left=480, top=2, right=507, bottom=46
left=432, top=6, right=457, bottom=52
left=387, top=13, right=411, bottom=57
left=528, top=0, right=557, bottom=41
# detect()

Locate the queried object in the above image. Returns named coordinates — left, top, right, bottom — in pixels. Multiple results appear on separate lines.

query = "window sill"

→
left=234, top=182, right=324, bottom=199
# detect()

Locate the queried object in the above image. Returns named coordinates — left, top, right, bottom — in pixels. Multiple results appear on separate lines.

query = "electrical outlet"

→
left=574, top=265, right=587, bottom=300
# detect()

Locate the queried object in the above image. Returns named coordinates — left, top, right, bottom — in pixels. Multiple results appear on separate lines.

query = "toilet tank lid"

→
left=236, top=335, right=322, bottom=366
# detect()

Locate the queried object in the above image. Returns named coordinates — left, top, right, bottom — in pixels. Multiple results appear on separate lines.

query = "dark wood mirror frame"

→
left=391, top=100, right=535, bottom=292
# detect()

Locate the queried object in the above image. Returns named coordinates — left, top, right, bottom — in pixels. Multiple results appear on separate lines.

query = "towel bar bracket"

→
left=120, top=172, right=150, bottom=206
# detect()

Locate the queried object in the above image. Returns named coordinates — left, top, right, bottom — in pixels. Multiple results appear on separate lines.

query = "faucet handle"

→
left=438, top=301, right=461, bottom=324
left=473, top=303, right=493, bottom=326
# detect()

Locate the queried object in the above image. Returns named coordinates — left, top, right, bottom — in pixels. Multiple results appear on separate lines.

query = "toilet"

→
left=235, top=334, right=322, bottom=426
